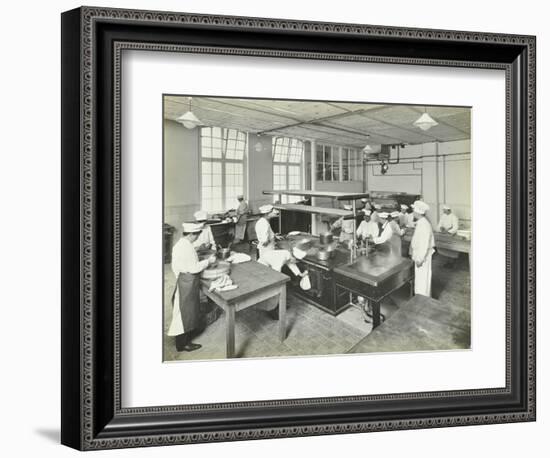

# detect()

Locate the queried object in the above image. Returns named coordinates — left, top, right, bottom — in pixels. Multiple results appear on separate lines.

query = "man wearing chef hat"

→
left=233, top=194, right=250, bottom=243
left=356, top=209, right=379, bottom=240
left=437, top=204, right=460, bottom=265
left=331, top=204, right=355, bottom=242
left=168, top=222, right=216, bottom=352
left=255, top=204, right=305, bottom=275
left=390, top=211, right=405, bottom=236
left=192, top=210, right=217, bottom=251
left=437, top=204, right=459, bottom=235
left=410, top=200, right=435, bottom=296
left=255, top=204, right=308, bottom=317
left=398, top=204, right=409, bottom=228
left=372, top=212, right=403, bottom=256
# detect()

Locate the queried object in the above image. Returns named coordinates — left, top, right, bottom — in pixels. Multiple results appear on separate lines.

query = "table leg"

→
left=226, top=306, right=235, bottom=358
left=279, top=285, right=287, bottom=342
left=372, top=301, right=381, bottom=328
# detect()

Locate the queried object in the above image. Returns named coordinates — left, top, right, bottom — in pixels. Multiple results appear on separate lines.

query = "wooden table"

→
left=348, top=294, right=471, bottom=353
left=201, top=261, right=289, bottom=358
left=334, top=252, right=414, bottom=328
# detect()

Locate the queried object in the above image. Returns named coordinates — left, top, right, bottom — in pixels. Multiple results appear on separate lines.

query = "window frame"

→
left=199, top=127, right=248, bottom=213
left=316, top=143, right=360, bottom=182
left=272, top=136, right=305, bottom=204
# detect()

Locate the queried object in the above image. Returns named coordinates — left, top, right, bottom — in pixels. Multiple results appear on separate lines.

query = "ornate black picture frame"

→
left=61, top=6, right=536, bottom=450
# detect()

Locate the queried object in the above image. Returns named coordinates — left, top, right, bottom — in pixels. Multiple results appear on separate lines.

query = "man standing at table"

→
left=168, top=222, right=216, bottom=352
left=410, top=200, right=435, bottom=297
left=234, top=194, right=250, bottom=243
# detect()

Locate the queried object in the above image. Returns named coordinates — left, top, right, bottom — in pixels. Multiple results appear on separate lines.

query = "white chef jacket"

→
left=398, top=212, right=408, bottom=227
left=257, top=249, right=300, bottom=276
left=410, top=217, right=435, bottom=297
left=192, top=225, right=216, bottom=250
left=438, top=213, right=459, bottom=235
left=405, top=213, right=416, bottom=228
left=255, top=217, right=275, bottom=251
left=168, top=237, right=210, bottom=336
left=374, top=221, right=393, bottom=245
left=356, top=220, right=379, bottom=239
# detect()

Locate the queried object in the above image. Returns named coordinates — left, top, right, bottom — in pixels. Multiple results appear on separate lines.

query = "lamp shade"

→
left=413, top=112, right=438, bottom=131
left=176, top=110, right=202, bottom=129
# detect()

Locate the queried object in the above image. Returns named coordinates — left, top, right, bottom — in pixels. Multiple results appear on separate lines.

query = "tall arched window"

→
left=272, top=137, right=304, bottom=204
left=200, top=127, right=247, bottom=212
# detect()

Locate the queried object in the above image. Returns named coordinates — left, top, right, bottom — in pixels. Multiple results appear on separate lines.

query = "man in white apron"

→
left=168, top=222, right=216, bottom=352
left=373, top=212, right=399, bottom=256
left=233, top=194, right=250, bottom=243
left=410, top=200, right=435, bottom=296
left=192, top=210, right=216, bottom=251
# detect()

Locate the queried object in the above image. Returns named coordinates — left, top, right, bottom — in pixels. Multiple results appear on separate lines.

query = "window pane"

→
left=324, top=147, right=332, bottom=181
left=201, top=126, right=246, bottom=211
left=342, top=148, right=349, bottom=181
left=316, top=146, right=324, bottom=181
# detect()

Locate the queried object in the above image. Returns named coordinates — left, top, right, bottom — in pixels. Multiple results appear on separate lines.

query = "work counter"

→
left=276, top=234, right=414, bottom=320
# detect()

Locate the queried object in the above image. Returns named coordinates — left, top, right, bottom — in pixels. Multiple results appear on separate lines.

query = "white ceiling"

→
left=164, top=96, right=470, bottom=148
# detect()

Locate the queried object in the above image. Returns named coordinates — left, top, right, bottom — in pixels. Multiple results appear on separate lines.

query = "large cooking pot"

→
left=316, top=249, right=335, bottom=261
left=319, top=232, right=333, bottom=245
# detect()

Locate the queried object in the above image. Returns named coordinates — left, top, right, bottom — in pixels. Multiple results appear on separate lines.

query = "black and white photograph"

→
left=163, top=96, right=471, bottom=361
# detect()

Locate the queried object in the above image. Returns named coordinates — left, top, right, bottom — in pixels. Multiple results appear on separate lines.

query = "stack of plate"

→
left=201, top=261, right=231, bottom=280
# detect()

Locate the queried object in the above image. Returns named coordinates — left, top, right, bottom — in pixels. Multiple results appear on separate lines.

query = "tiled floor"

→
left=163, top=252, right=470, bottom=362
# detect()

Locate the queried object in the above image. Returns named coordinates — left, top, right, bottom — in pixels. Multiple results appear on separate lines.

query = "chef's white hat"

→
left=378, top=212, right=389, bottom=219
left=343, top=204, right=353, bottom=211
left=412, top=200, right=430, bottom=215
left=442, top=204, right=451, bottom=210
left=363, top=209, right=372, bottom=216
left=237, top=194, right=244, bottom=199
left=193, top=210, right=208, bottom=221
left=374, top=203, right=382, bottom=210
left=259, top=204, right=274, bottom=214
left=390, top=211, right=400, bottom=218
left=182, top=222, right=205, bottom=233
left=400, top=204, right=408, bottom=210
left=361, top=198, right=368, bottom=202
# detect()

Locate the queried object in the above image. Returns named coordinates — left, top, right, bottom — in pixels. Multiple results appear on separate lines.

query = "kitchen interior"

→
left=163, top=96, right=471, bottom=361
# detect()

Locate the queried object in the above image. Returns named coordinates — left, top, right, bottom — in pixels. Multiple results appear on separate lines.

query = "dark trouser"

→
left=171, top=272, right=202, bottom=350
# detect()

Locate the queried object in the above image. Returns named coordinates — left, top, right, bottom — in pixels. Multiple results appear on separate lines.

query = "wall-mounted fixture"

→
left=176, top=97, right=203, bottom=129
left=380, top=161, right=389, bottom=175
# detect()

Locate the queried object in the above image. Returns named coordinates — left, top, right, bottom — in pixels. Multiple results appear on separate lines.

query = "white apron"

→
left=414, top=251, right=433, bottom=296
